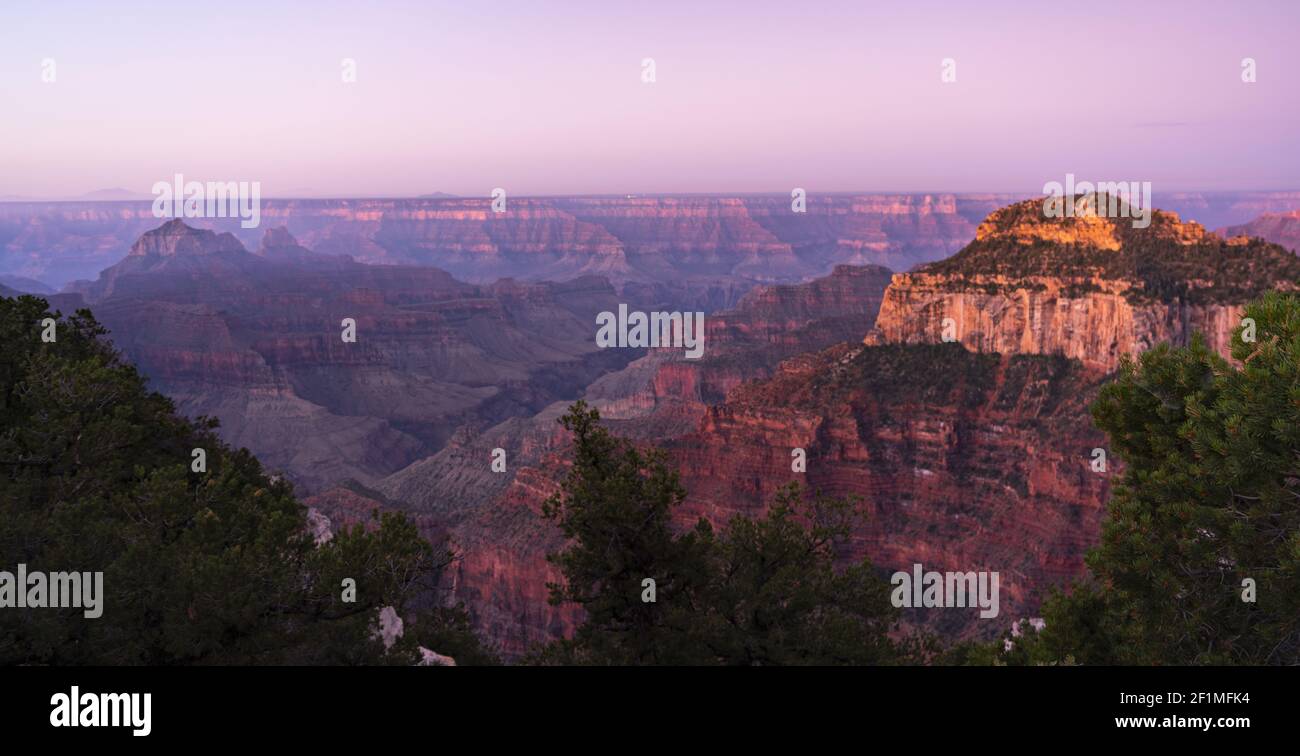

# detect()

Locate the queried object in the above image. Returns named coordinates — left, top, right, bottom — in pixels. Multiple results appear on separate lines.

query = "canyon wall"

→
left=667, top=343, right=1111, bottom=640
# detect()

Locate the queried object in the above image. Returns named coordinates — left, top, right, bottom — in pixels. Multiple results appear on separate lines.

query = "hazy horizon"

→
left=4, top=0, right=1298, bottom=198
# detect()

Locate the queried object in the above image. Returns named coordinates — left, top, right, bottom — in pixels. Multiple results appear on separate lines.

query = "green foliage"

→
left=694, top=483, right=913, bottom=665
left=0, top=295, right=493, bottom=665
left=539, top=401, right=715, bottom=665
left=538, top=401, right=918, bottom=665
left=1087, top=292, right=1300, bottom=664
left=959, top=583, right=1111, bottom=666
left=989, top=291, right=1300, bottom=665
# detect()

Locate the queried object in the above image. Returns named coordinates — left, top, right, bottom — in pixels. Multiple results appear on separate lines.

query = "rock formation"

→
left=867, top=198, right=1300, bottom=372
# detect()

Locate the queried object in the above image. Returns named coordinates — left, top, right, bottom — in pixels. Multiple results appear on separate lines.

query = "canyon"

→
left=50, top=220, right=658, bottom=492
left=9, top=193, right=1300, bottom=659
left=0, top=194, right=991, bottom=291
left=8, top=192, right=1300, bottom=293
left=319, top=196, right=1300, bottom=657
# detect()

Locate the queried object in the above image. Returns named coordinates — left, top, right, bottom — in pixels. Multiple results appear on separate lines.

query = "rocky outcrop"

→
left=257, top=226, right=349, bottom=265
left=870, top=273, right=1252, bottom=373
left=127, top=218, right=246, bottom=258
left=867, top=198, right=1300, bottom=372
left=417, top=648, right=457, bottom=666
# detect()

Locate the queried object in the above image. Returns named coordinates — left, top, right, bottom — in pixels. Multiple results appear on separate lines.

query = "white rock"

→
left=417, top=647, right=458, bottom=667
left=306, top=507, right=333, bottom=545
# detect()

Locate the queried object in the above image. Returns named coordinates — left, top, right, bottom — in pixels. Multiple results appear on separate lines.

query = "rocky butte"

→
left=866, top=197, right=1300, bottom=372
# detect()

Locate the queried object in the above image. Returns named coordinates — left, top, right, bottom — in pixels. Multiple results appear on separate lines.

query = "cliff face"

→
left=868, top=198, right=1300, bottom=372
left=396, top=340, right=1112, bottom=655
left=870, top=273, right=1250, bottom=373
left=667, top=343, right=1111, bottom=640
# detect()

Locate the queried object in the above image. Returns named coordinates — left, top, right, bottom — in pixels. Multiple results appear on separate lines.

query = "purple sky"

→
left=2, top=0, right=1297, bottom=198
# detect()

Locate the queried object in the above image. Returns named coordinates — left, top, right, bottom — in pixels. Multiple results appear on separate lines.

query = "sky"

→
left=1, top=0, right=1297, bottom=198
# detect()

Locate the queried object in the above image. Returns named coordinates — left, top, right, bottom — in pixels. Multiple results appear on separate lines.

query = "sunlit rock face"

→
left=868, top=198, right=1300, bottom=372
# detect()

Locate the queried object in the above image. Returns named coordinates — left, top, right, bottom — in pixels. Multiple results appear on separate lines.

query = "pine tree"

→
left=539, top=401, right=715, bottom=664
left=538, top=401, right=916, bottom=665
left=991, top=291, right=1300, bottom=665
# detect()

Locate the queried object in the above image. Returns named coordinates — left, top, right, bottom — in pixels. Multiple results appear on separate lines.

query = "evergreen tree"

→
left=696, top=483, right=911, bottom=665
left=989, top=291, right=1300, bottom=665
left=539, top=401, right=715, bottom=664
left=539, top=401, right=915, bottom=665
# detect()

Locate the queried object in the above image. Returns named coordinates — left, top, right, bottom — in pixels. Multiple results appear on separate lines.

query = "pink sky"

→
left=2, top=0, right=1297, bottom=198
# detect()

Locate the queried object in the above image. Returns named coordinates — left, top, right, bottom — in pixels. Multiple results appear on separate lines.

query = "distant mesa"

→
left=0, top=188, right=151, bottom=203
left=416, top=191, right=460, bottom=199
